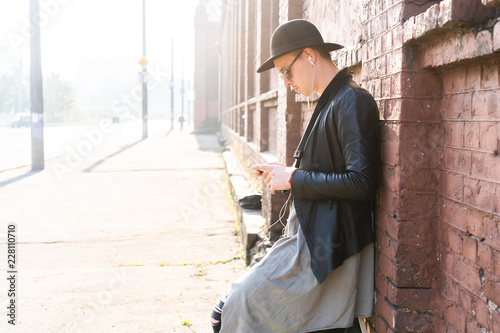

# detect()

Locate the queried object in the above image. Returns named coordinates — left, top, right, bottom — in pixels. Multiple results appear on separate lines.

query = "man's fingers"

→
left=264, top=172, right=272, bottom=183
left=251, top=164, right=276, bottom=172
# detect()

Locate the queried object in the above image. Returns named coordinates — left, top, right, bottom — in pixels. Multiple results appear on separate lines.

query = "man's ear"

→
left=303, top=48, right=316, bottom=63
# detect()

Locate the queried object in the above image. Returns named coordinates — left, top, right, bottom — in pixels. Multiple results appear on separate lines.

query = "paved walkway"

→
left=0, top=121, right=246, bottom=332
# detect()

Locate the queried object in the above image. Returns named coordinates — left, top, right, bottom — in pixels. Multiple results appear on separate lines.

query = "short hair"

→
left=311, top=45, right=331, bottom=61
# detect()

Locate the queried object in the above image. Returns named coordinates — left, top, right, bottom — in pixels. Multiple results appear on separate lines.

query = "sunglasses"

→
left=279, top=49, right=303, bottom=80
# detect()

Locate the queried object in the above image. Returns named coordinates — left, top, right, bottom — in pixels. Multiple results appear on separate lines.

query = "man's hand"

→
left=251, top=163, right=296, bottom=194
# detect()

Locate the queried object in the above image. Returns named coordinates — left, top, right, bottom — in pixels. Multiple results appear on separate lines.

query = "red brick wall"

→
left=218, top=0, right=500, bottom=331
left=437, top=58, right=500, bottom=333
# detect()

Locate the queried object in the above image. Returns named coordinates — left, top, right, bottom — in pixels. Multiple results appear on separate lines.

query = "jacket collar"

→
left=315, top=67, right=351, bottom=112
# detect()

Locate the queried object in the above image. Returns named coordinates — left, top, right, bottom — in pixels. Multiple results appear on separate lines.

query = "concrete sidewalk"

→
left=0, top=121, right=246, bottom=332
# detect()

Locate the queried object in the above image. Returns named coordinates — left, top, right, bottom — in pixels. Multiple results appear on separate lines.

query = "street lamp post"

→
left=30, top=0, right=44, bottom=171
left=170, top=38, right=174, bottom=131
left=141, top=0, right=148, bottom=139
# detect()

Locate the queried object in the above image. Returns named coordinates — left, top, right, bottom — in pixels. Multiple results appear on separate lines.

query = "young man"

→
left=211, top=19, right=379, bottom=333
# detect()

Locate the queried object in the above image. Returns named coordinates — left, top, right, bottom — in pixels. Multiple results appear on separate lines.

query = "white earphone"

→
left=308, top=56, right=314, bottom=66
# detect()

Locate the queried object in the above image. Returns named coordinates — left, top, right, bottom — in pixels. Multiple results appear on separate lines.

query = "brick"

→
left=381, top=30, right=392, bottom=52
left=445, top=304, right=466, bottom=332
left=441, top=93, right=472, bottom=119
left=458, top=286, right=477, bottom=317
left=485, top=274, right=500, bottom=306
left=454, top=256, right=482, bottom=294
left=402, top=70, right=442, bottom=98
left=463, top=176, right=479, bottom=207
left=481, top=214, right=500, bottom=250
left=475, top=180, right=499, bottom=213
left=494, top=309, right=500, bottom=333
left=440, top=198, right=471, bottom=232
left=474, top=297, right=494, bottom=331
left=466, top=206, right=487, bottom=240
left=375, top=266, right=389, bottom=298
left=463, top=235, right=478, bottom=263
left=424, top=4, right=440, bottom=32
left=381, top=164, right=400, bottom=191
left=377, top=229, right=398, bottom=260
left=374, top=314, right=391, bottom=333
left=372, top=12, right=387, bottom=37
left=379, top=253, right=398, bottom=285
left=379, top=185, right=400, bottom=219
left=400, top=122, right=442, bottom=167
left=441, top=272, right=461, bottom=303
left=361, top=2, right=369, bottom=22
left=390, top=72, right=402, bottom=96
left=434, top=317, right=450, bottom=333
left=443, top=148, right=472, bottom=174
left=439, top=220, right=451, bottom=248
left=465, top=318, right=482, bottom=333
left=377, top=209, right=400, bottom=242
left=387, top=49, right=403, bottom=75
left=494, top=249, right=500, bottom=276
left=401, top=167, right=439, bottom=192
left=394, top=312, right=432, bottom=332
left=379, top=121, right=400, bottom=142
left=465, top=63, right=481, bottom=90
left=393, top=23, right=403, bottom=47
left=384, top=98, right=402, bottom=120
left=443, top=66, right=467, bottom=93
left=472, top=90, right=498, bottom=118
left=477, top=241, right=493, bottom=274
left=472, top=152, right=500, bottom=182
left=481, top=61, right=499, bottom=89
left=457, top=31, right=478, bottom=62
left=377, top=298, right=396, bottom=333
left=403, top=15, right=415, bottom=42
left=463, top=122, right=480, bottom=149
left=381, top=76, right=391, bottom=99
left=479, top=123, right=498, bottom=152
left=387, top=6, right=403, bottom=29
left=476, top=30, right=493, bottom=57
left=494, top=21, right=500, bottom=52
left=444, top=121, right=464, bottom=147
left=448, top=228, right=464, bottom=255
left=442, top=35, right=459, bottom=65
left=388, top=280, right=435, bottom=313
left=441, top=171, right=464, bottom=202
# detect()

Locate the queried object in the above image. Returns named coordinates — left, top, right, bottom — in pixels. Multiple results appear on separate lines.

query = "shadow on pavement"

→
left=0, top=169, right=42, bottom=188
left=83, top=138, right=145, bottom=173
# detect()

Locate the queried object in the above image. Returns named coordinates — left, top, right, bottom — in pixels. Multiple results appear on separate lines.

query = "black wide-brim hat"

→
left=257, top=19, right=344, bottom=73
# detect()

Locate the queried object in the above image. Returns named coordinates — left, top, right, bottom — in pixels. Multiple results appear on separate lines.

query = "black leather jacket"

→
left=291, top=68, right=379, bottom=283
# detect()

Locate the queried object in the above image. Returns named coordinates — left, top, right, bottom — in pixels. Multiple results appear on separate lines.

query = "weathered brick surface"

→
left=436, top=55, right=500, bottom=332
left=218, top=0, right=500, bottom=332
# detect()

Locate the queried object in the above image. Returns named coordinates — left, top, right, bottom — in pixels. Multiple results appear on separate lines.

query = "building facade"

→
left=218, top=0, right=500, bottom=332
left=194, top=0, right=222, bottom=132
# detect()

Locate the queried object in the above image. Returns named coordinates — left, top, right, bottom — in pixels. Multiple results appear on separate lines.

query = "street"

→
left=0, top=120, right=246, bottom=332
left=0, top=120, right=143, bottom=172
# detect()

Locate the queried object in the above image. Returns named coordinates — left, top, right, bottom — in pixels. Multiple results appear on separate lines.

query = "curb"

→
left=221, top=149, right=265, bottom=266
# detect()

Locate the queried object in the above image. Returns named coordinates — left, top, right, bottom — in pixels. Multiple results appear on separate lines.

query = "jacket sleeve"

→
left=291, top=94, right=379, bottom=201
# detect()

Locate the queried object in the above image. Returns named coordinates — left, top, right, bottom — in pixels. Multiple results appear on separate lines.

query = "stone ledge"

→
left=420, top=24, right=499, bottom=69
left=222, top=149, right=265, bottom=265
left=482, top=0, right=500, bottom=7
left=403, top=0, right=498, bottom=44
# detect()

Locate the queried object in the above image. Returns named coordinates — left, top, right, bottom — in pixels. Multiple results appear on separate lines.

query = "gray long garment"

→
left=220, top=203, right=374, bottom=333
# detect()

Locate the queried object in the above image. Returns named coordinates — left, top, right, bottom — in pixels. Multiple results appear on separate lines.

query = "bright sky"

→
left=0, top=0, right=198, bottom=82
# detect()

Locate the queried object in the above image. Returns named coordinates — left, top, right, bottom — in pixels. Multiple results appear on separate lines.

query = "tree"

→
left=0, top=68, right=29, bottom=115
left=43, top=73, right=76, bottom=121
